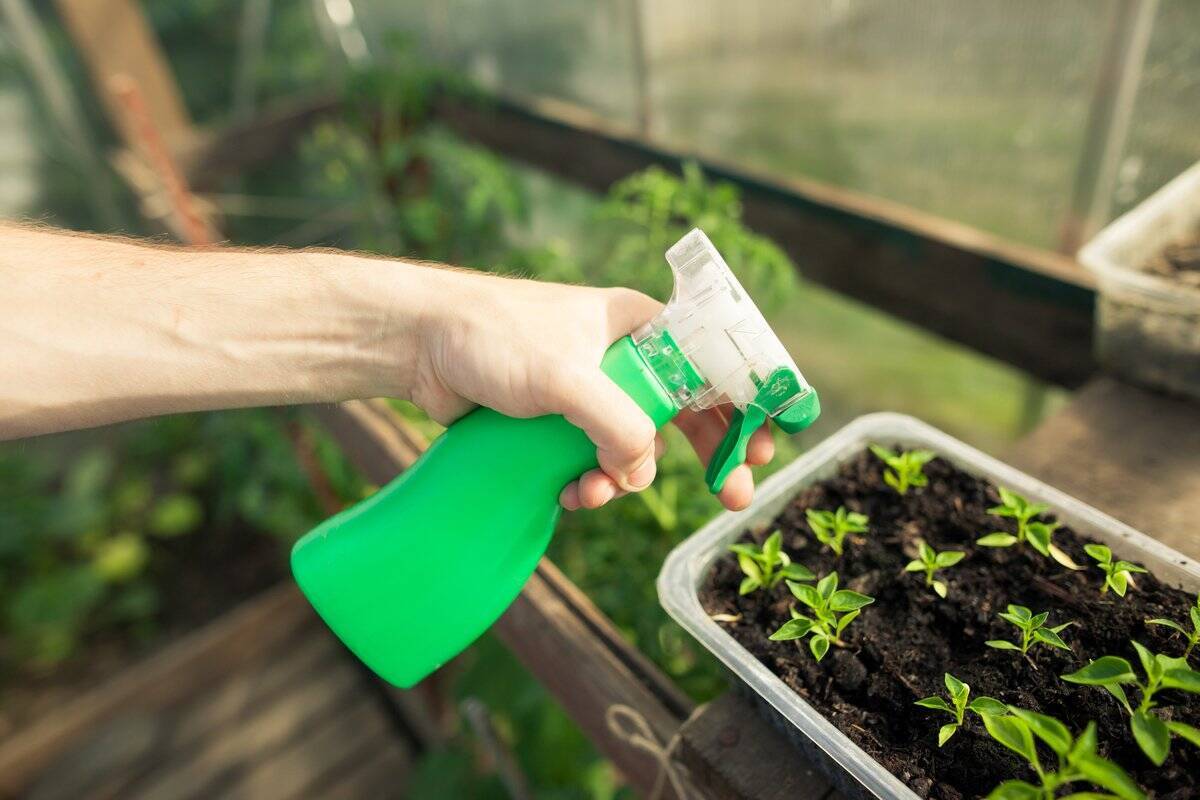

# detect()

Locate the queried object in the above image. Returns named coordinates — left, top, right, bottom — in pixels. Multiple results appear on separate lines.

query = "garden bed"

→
left=661, top=414, right=1200, bottom=800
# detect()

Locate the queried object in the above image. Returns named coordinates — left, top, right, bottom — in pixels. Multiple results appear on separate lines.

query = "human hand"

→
left=407, top=268, right=774, bottom=512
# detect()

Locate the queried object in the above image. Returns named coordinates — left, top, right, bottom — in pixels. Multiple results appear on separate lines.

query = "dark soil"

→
left=700, top=449, right=1199, bottom=799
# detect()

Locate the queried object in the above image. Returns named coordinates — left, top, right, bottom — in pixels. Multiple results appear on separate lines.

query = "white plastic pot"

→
left=658, top=413, right=1200, bottom=800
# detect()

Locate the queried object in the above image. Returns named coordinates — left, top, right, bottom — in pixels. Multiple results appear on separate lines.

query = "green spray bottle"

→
left=291, top=229, right=819, bottom=687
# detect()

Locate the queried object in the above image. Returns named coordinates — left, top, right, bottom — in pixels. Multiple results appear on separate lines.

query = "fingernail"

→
left=627, top=453, right=656, bottom=489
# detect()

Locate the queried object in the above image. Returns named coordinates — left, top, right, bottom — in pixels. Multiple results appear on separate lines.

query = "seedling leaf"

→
left=915, top=696, right=953, bottom=712
left=1161, top=667, right=1200, bottom=693
left=908, top=539, right=965, bottom=599
left=769, top=618, right=814, bottom=641
left=1166, top=720, right=1200, bottom=748
left=1009, top=707, right=1071, bottom=756
left=1062, top=657, right=1136, bottom=686
left=829, top=590, right=873, bottom=612
left=730, top=532, right=813, bottom=595
left=967, top=696, right=1009, bottom=716
left=985, top=781, right=1042, bottom=800
left=1131, top=710, right=1169, bottom=766
left=937, top=723, right=957, bottom=747
left=978, top=533, right=1019, bottom=547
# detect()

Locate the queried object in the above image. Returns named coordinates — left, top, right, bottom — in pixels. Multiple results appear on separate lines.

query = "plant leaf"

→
left=728, top=543, right=758, bottom=557
left=829, top=590, right=874, bottom=612
left=809, top=635, right=830, bottom=661
left=986, top=640, right=1022, bottom=650
left=763, top=530, right=781, bottom=561
left=1049, top=543, right=1084, bottom=570
left=781, top=562, right=815, bottom=581
left=985, top=780, right=1043, bottom=800
left=944, top=672, right=968, bottom=699
left=788, top=581, right=822, bottom=609
left=1025, top=522, right=1052, bottom=556
left=737, top=554, right=762, bottom=582
left=1114, top=561, right=1147, bottom=575
left=935, top=551, right=966, bottom=568
left=816, top=572, right=838, bottom=599
left=938, top=723, right=958, bottom=747
left=835, top=609, right=861, bottom=635
left=1131, top=640, right=1157, bottom=681
left=1062, top=657, right=1136, bottom=686
left=1102, top=683, right=1133, bottom=714
left=1009, top=708, right=1072, bottom=756
left=1166, top=720, right=1200, bottom=748
left=1032, top=628, right=1071, bottom=651
left=915, top=696, right=954, bottom=713
left=1161, top=668, right=1200, bottom=694
left=978, top=533, right=1018, bottom=547
left=738, top=576, right=760, bottom=595
left=1070, top=721, right=1099, bottom=760
left=1146, top=618, right=1186, bottom=634
left=983, top=713, right=1039, bottom=770
left=1108, top=571, right=1129, bottom=597
left=918, top=540, right=936, bottom=562
left=1084, top=543, right=1112, bottom=564
left=1131, top=710, right=1170, bottom=766
left=968, top=696, right=1009, bottom=717
left=932, top=580, right=947, bottom=599
left=1029, top=611, right=1049, bottom=628
left=769, top=618, right=815, bottom=641
left=1073, top=752, right=1146, bottom=800
left=903, top=560, right=926, bottom=572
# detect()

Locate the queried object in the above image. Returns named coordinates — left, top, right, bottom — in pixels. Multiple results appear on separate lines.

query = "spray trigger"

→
left=704, top=367, right=821, bottom=493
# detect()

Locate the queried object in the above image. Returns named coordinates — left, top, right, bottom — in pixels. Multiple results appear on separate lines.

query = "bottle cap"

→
left=632, top=229, right=820, bottom=493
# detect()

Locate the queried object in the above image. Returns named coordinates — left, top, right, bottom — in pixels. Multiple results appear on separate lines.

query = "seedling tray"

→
left=658, top=413, right=1200, bottom=800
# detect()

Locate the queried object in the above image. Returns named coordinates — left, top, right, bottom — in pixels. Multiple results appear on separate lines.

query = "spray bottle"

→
left=291, top=229, right=820, bottom=687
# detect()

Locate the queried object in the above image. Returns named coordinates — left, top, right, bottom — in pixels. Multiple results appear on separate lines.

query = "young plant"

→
left=1062, top=641, right=1200, bottom=765
left=768, top=572, right=873, bottom=661
left=805, top=506, right=869, bottom=556
left=985, top=604, right=1074, bottom=661
left=904, top=539, right=965, bottom=598
left=914, top=672, right=1007, bottom=746
left=980, top=708, right=1144, bottom=800
left=729, top=530, right=815, bottom=595
left=869, top=444, right=935, bottom=495
left=1083, top=544, right=1148, bottom=597
left=977, top=487, right=1080, bottom=569
left=1147, top=593, right=1200, bottom=661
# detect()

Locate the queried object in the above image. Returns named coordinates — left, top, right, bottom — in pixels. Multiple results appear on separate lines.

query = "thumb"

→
left=555, top=366, right=658, bottom=492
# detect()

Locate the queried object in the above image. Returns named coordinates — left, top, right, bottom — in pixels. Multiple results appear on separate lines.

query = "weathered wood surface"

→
left=5, top=584, right=411, bottom=800
left=674, top=693, right=842, bottom=800
left=1008, top=376, right=1200, bottom=561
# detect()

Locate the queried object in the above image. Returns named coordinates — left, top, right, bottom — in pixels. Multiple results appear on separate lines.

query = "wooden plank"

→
left=1007, top=376, right=1200, bottom=560
left=0, top=583, right=313, bottom=796
left=437, top=94, right=1097, bottom=387
left=53, top=0, right=201, bottom=161
left=673, top=693, right=838, bottom=800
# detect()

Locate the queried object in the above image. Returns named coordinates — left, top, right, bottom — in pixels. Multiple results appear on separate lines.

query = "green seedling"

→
left=914, top=672, right=1006, bottom=746
left=729, top=530, right=814, bottom=595
left=805, top=506, right=869, bottom=556
left=868, top=444, right=935, bottom=495
left=768, top=572, right=873, bottom=661
left=1061, top=641, right=1200, bottom=765
left=985, top=604, right=1073, bottom=662
left=981, top=708, right=1144, bottom=800
left=904, top=539, right=965, bottom=598
left=1084, top=544, right=1147, bottom=597
left=977, top=488, right=1080, bottom=569
left=1147, top=593, right=1200, bottom=661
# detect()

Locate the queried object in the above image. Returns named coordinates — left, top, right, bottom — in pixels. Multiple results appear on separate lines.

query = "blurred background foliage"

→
left=11, top=0, right=1186, bottom=795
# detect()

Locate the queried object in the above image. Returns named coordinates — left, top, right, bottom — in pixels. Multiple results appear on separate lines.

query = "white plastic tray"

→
left=658, top=413, right=1200, bottom=800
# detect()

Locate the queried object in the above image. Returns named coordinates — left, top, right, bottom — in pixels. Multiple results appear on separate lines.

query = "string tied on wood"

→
left=604, top=703, right=697, bottom=800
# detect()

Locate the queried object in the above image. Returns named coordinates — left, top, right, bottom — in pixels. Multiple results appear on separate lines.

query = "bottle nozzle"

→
left=632, top=229, right=819, bottom=493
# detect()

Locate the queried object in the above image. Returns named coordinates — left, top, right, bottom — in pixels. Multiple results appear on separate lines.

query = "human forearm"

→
left=0, top=224, right=430, bottom=438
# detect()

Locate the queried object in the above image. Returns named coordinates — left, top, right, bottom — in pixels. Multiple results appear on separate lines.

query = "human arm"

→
left=0, top=223, right=773, bottom=509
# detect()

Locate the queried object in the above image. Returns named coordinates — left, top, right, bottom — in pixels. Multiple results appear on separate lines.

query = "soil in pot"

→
left=700, top=449, right=1199, bottom=800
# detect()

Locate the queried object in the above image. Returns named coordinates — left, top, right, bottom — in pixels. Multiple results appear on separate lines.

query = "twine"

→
left=604, top=703, right=698, bottom=800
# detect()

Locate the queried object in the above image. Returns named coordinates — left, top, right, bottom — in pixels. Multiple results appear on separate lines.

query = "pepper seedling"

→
left=1084, top=544, right=1147, bottom=597
left=985, top=604, right=1073, bottom=662
left=904, top=539, right=965, bottom=598
left=914, top=672, right=1006, bottom=746
left=977, top=487, right=1081, bottom=570
left=980, top=708, right=1144, bottom=800
left=1061, top=641, right=1200, bottom=765
left=1147, top=592, right=1200, bottom=661
left=768, top=572, right=873, bottom=661
left=729, top=530, right=814, bottom=595
left=805, top=506, right=869, bottom=556
left=868, top=444, right=935, bottom=495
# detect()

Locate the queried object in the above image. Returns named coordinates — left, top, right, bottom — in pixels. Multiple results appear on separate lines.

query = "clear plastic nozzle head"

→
left=632, top=229, right=820, bottom=492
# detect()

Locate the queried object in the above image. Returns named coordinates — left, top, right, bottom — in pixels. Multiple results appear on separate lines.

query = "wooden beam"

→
left=1007, top=376, right=1200, bottom=560
left=438, top=95, right=1097, bottom=387
left=53, top=0, right=202, bottom=161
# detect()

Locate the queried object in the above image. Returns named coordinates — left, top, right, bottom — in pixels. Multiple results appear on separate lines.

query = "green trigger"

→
left=704, top=367, right=821, bottom=494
